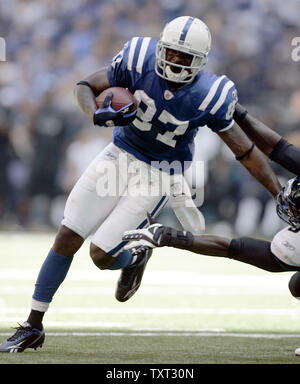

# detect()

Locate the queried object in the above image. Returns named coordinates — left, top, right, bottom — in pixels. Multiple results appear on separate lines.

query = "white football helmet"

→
left=155, top=16, right=211, bottom=83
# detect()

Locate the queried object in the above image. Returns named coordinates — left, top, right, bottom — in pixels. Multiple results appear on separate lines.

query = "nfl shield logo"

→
left=164, top=90, right=174, bottom=100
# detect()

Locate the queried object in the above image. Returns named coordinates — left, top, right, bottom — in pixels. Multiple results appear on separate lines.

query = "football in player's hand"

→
left=96, top=87, right=137, bottom=113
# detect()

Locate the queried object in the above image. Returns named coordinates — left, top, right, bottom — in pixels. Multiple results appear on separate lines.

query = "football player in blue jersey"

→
left=122, top=104, right=300, bottom=356
left=0, top=16, right=281, bottom=352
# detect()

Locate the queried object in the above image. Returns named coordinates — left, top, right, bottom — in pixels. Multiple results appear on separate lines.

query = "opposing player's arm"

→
left=234, top=103, right=300, bottom=175
left=233, top=103, right=281, bottom=155
left=182, top=233, right=289, bottom=272
left=218, top=123, right=282, bottom=198
left=204, top=78, right=279, bottom=197
left=122, top=218, right=286, bottom=272
left=74, top=67, right=111, bottom=120
left=123, top=216, right=231, bottom=256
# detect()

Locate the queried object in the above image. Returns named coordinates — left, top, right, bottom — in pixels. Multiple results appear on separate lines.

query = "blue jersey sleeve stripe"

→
left=136, top=37, right=151, bottom=74
left=198, top=75, right=226, bottom=111
left=127, top=37, right=139, bottom=71
left=209, top=80, right=235, bottom=115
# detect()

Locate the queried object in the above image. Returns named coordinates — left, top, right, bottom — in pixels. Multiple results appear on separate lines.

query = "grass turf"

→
left=1, top=331, right=300, bottom=364
left=1, top=232, right=300, bottom=365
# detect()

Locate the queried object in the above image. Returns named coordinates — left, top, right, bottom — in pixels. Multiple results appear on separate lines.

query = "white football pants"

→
left=61, top=143, right=168, bottom=256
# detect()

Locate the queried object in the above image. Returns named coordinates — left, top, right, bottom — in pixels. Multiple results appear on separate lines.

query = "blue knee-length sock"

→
left=107, top=249, right=133, bottom=270
left=32, top=249, right=73, bottom=309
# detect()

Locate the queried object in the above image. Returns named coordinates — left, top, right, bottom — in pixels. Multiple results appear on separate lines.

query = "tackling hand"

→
left=122, top=212, right=194, bottom=251
left=123, top=213, right=164, bottom=250
left=93, top=92, right=137, bottom=127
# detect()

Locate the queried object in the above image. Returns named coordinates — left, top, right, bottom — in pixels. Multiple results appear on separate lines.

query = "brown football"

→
left=95, top=87, right=137, bottom=112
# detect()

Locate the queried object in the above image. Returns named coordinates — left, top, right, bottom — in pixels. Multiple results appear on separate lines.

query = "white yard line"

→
left=0, top=286, right=289, bottom=296
left=0, top=269, right=289, bottom=287
left=0, top=307, right=300, bottom=316
left=0, top=331, right=299, bottom=339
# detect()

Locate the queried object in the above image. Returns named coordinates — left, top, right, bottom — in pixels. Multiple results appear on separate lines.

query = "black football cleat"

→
left=115, top=247, right=153, bottom=302
left=0, top=322, right=45, bottom=353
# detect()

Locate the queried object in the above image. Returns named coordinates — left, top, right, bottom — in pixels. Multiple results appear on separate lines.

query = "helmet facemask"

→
left=155, top=41, right=207, bottom=83
left=276, top=177, right=300, bottom=229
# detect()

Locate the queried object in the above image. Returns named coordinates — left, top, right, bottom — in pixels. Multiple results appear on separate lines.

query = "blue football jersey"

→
left=107, top=37, right=238, bottom=170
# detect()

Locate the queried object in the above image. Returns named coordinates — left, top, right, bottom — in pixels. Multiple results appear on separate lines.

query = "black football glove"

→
left=93, top=92, right=137, bottom=127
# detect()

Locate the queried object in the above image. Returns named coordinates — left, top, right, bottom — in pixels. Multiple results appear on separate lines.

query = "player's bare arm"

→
left=233, top=103, right=282, bottom=156
left=123, top=213, right=254, bottom=260
left=123, top=222, right=297, bottom=273
left=122, top=213, right=231, bottom=257
left=234, top=103, right=300, bottom=175
left=218, top=123, right=282, bottom=198
left=74, top=67, right=111, bottom=120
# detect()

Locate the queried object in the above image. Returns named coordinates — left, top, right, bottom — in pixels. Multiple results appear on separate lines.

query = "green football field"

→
left=1, top=232, right=300, bottom=365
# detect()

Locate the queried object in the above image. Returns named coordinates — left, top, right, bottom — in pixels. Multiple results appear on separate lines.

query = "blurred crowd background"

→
left=0, top=0, right=299, bottom=237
